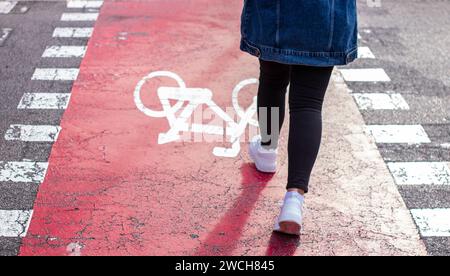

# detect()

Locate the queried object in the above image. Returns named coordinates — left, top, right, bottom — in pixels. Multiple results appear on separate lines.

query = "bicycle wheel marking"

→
left=134, top=71, right=259, bottom=157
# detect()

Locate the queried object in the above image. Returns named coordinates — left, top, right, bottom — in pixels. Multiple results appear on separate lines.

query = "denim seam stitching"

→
left=327, top=0, right=335, bottom=51
left=275, top=0, right=281, bottom=47
left=243, top=38, right=351, bottom=57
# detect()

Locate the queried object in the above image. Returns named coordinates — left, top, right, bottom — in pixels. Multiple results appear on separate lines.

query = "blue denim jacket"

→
left=240, top=0, right=358, bottom=66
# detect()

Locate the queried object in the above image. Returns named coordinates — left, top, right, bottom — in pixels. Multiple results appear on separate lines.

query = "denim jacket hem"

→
left=240, top=38, right=358, bottom=67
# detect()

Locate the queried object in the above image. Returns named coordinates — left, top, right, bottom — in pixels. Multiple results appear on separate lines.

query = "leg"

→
left=287, top=65, right=333, bottom=193
left=257, top=59, right=290, bottom=150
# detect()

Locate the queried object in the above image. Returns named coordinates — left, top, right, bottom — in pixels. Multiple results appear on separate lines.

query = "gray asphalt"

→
left=0, top=1, right=94, bottom=256
left=351, top=0, right=450, bottom=256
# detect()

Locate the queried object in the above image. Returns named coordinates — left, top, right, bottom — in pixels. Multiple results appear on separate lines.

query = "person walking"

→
left=241, top=1, right=358, bottom=235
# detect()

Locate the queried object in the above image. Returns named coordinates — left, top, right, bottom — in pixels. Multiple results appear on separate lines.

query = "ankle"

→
left=287, top=188, right=305, bottom=196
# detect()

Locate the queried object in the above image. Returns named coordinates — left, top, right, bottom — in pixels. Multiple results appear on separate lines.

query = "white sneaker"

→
left=273, top=191, right=304, bottom=235
left=248, top=135, right=277, bottom=173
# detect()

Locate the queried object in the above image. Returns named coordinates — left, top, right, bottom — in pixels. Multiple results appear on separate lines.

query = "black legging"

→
left=257, top=59, right=333, bottom=193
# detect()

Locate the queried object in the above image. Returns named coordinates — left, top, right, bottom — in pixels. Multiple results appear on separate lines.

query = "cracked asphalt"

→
left=0, top=0, right=448, bottom=256
left=350, top=0, right=450, bottom=256
left=0, top=0, right=92, bottom=255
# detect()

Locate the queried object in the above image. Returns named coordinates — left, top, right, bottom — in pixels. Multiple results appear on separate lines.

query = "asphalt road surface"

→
left=0, top=0, right=449, bottom=256
left=347, top=0, right=450, bottom=255
left=0, top=0, right=96, bottom=255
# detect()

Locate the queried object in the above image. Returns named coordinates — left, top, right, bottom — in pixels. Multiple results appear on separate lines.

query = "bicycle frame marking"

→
left=134, top=71, right=258, bottom=158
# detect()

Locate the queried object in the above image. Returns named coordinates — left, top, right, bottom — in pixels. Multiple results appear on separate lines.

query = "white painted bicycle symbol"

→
left=133, top=71, right=259, bottom=158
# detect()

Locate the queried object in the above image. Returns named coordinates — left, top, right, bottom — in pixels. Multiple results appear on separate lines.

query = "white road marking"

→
left=340, top=68, right=391, bottom=82
left=0, top=210, right=33, bottom=237
left=67, top=0, right=103, bottom=8
left=53, top=27, right=93, bottom=38
left=365, top=125, right=431, bottom=144
left=0, top=1, right=17, bottom=14
left=358, top=46, right=376, bottom=59
left=0, top=161, right=48, bottom=183
left=18, top=93, right=71, bottom=110
left=352, top=93, right=409, bottom=110
left=5, top=124, right=62, bottom=142
left=67, top=242, right=84, bottom=256
left=42, top=45, right=87, bottom=58
left=387, top=162, right=450, bottom=185
left=0, top=28, right=12, bottom=46
left=134, top=71, right=259, bottom=158
left=411, top=209, right=450, bottom=237
left=18, top=5, right=27, bottom=13
left=0, top=28, right=12, bottom=39
left=61, top=12, right=99, bottom=21
left=31, top=68, right=79, bottom=81
left=441, top=143, right=450, bottom=149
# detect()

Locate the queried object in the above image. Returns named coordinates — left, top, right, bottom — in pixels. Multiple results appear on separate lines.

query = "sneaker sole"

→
left=248, top=145, right=276, bottom=173
left=276, top=221, right=301, bottom=236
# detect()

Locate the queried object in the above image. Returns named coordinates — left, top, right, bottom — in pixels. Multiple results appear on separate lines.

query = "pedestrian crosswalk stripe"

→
left=18, top=93, right=71, bottom=109
left=411, top=208, right=450, bottom=237
left=0, top=210, right=33, bottom=237
left=5, top=124, right=62, bottom=142
left=387, top=162, right=450, bottom=185
left=61, top=12, right=99, bottom=21
left=441, top=143, right=450, bottom=149
left=0, top=1, right=17, bottom=14
left=339, top=68, right=391, bottom=82
left=53, top=27, right=93, bottom=38
left=67, top=0, right=104, bottom=8
left=31, top=68, right=79, bottom=81
left=42, top=45, right=87, bottom=58
left=0, top=161, right=48, bottom=183
left=352, top=93, right=409, bottom=110
left=358, top=47, right=376, bottom=59
left=365, top=125, right=430, bottom=144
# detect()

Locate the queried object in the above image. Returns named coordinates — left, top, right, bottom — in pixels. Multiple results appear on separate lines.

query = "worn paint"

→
left=67, top=1, right=103, bottom=9
left=411, top=209, right=450, bottom=237
left=440, top=143, right=450, bottom=149
left=352, top=93, right=409, bottom=110
left=388, top=162, right=450, bottom=185
left=0, top=1, right=17, bottom=14
left=5, top=124, right=62, bottom=142
left=0, top=28, right=12, bottom=47
left=31, top=68, right=79, bottom=81
left=134, top=71, right=258, bottom=157
left=0, top=210, right=33, bottom=237
left=365, top=125, right=431, bottom=144
left=357, top=46, right=375, bottom=59
left=42, top=46, right=87, bottom=58
left=61, top=13, right=98, bottom=21
left=18, top=93, right=71, bottom=110
left=340, top=68, right=391, bottom=82
left=0, top=162, right=48, bottom=183
left=53, top=27, right=93, bottom=38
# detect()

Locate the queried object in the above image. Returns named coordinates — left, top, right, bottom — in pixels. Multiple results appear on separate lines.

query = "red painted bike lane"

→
left=20, top=0, right=296, bottom=256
